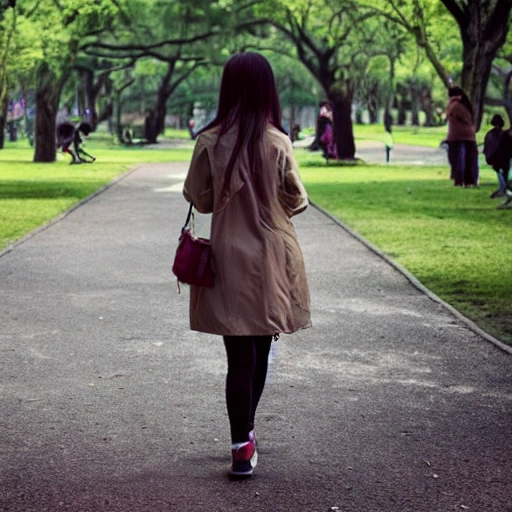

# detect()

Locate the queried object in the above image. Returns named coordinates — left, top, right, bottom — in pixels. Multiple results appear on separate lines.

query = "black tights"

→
left=223, top=335, right=273, bottom=444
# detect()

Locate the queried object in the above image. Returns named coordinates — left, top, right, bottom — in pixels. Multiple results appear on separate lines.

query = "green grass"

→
left=353, top=122, right=492, bottom=148
left=354, top=124, right=446, bottom=147
left=296, top=152, right=512, bottom=344
left=1, top=127, right=511, bottom=345
left=0, top=133, right=191, bottom=249
left=163, top=127, right=192, bottom=139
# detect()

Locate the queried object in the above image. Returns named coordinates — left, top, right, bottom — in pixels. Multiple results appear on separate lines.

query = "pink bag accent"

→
left=172, top=204, right=214, bottom=290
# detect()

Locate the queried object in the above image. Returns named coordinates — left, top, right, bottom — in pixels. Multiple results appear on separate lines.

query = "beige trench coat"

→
left=182, top=125, right=311, bottom=336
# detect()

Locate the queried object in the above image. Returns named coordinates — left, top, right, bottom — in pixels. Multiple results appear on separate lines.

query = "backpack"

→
left=483, top=128, right=502, bottom=166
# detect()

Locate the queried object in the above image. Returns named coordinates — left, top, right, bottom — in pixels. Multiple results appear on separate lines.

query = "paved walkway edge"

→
left=311, top=201, right=512, bottom=356
left=0, top=165, right=143, bottom=259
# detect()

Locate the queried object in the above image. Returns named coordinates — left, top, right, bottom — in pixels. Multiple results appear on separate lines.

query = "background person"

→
left=56, top=121, right=94, bottom=164
left=187, top=118, right=197, bottom=140
left=182, top=52, right=311, bottom=478
left=317, top=101, right=337, bottom=159
left=445, top=86, right=479, bottom=187
left=483, top=113, right=512, bottom=208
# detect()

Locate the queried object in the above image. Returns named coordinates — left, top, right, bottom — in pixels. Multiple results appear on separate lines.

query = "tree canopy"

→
left=2, top=0, right=512, bottom=160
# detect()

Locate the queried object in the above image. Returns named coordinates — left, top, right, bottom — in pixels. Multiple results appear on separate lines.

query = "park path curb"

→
left=0, top=164, right=143, bottom=259
left=311, top=201, right=512, bottom=356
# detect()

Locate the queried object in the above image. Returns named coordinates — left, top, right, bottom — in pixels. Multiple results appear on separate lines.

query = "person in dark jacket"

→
left=483, top=114, right=512, bottom=208
left=445, top=86, right=479, bottom=187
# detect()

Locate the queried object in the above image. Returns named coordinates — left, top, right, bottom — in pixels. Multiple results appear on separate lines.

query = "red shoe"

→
left=229, top=438, right=258, bottom=478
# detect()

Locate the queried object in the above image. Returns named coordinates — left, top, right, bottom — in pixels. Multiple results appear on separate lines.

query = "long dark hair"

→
left=199, top=52, right=286, bottom=218
left=449, top=85, right=474, bottom=120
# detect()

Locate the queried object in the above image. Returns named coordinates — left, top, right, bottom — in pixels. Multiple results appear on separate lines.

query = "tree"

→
left=219, top=22, right=321, bottom=134
left=235, top=0, right=413, bottom=159
left=370, top=0, right=512, bottom=130
left=445, top=0, right=512, bottom=128
left=73, top=56, right=135, bottom=130
left=81, top=0, right=230, bottom=143
left=240, top=0, right=391, bottom=159
left=484, top=31, right=512, bottom=124
left=391, top=43, right=447, bottom=127
left=7, top=0, right=122, bottom=161
left=0, top=0, right=17, bottom=147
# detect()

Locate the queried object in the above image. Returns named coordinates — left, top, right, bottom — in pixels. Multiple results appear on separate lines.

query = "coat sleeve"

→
left=183, top=137, right=214, bottom=213
left=278, top=139, right=309, bottom=217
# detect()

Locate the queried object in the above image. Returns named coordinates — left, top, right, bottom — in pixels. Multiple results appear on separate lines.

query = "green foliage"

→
left=297, top=155, right=512, bottom=344
left=171, top=64, right=222, bottom=114
left=19, top=0, right=122, bottom=75
left=266, top=51, right=320, bottom=108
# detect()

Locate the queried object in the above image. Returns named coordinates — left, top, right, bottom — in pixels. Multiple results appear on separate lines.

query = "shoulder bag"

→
left=172, top=203, right=214, bottom=291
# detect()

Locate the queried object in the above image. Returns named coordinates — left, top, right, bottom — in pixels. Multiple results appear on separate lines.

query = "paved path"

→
left=294, top=138, right=450, bottom=166
left=355, top=140, right=449, bottom=166
left=1, top=163, right=511, bottom=512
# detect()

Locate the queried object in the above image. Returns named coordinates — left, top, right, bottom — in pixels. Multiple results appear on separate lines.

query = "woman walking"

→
left=182, top=52, right=311, bottom=478
left=445, top=86, right=479, bottom=187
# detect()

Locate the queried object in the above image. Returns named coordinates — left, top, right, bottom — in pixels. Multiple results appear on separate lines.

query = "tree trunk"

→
left=82, top=68, right=98, bottom=130
left=97, top=101, right=113, bottom=125
left=396, top=84, right=408, bottom=125
left=410, top=81, right=420, bottom=126
left=115, top=91, right=123, bottom=140
left=366, top=81, right=380, bottom=123
left=420, top=86, right=435, bottom=127
left=0, top=94, right=7, bottom=149
left=98, top=77, right=113, bottom=130
left=329, top=85, right=356, bottom=160
left=145, top=109, right=160, bottom=144
left=397, top=97, right=407, bottom=125
left=385, top=56, right=396, bottom=132
left=156, top=100, right=167, bottom=137
left=34, top=86, right=59, bottom=162
left=34, top=65, right=62, bottom=162
left=384, top=109, right=393, bottom=133
left=504, top=70, right=512, bottom=125
left=0, top=115, right=5, bottom=150
left=288, top=104, right=297, bottom=140
left=460, top=44, right=497, bottom=131
left=113, top=78, right=135, bottom=140
left=368, top=101, right=379, bottom=124
left=355, top=107, right=363, bottom=124
left=447, top=0, right=512, bottom=131
left=78, top=67, right=115, bottom=131
left=146, top=61, right=176, bottom=144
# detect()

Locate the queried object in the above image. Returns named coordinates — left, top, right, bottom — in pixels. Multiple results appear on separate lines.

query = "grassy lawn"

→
left=354, top=124, right=447, bottom=148
left=1, top=126, right=511, bottom=345
left=0, top=135, right=191, bottom=249
left=353, top=122, right=492, bottom=148
left=296, top=150, right=512, bottom=345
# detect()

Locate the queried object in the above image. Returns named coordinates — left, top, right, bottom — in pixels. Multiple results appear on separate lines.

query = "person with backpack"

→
left=483, top=114, right=512, bottom=208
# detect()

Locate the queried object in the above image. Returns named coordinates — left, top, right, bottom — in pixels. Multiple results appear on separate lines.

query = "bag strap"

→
left=183, top=202, right=194, bottom=230
left=177, top=202, right=194, bottom=294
